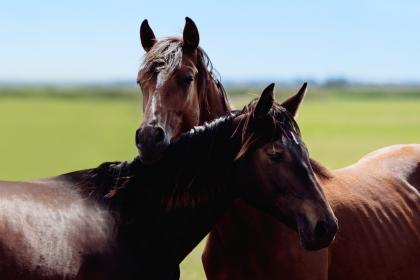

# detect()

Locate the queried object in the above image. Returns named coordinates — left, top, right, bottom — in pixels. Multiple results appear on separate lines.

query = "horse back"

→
left=0, top=177, right=117, bottom=279
left=326, top=144, right=420, bottom=279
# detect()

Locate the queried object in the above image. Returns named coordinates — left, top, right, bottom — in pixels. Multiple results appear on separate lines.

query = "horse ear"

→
left=183, top=17, right=199, bottom=52
left=281, top=82, right=307, bottom=117
left=254, top=83, right=275, bottom=119
left=140, top=19, right=157, bottom=52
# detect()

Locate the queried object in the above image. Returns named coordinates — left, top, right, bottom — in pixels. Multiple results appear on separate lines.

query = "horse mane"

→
left=309, top=158, right=334, bottom=180
left=140, top=37, right=230, bottom=118
left=70, top=103, right=331, bottom=210
left=159, top=113, right=240, bottom=209
left=62, top=161, right=135, bottom=202
left=73, top=113, right=240, bottom=210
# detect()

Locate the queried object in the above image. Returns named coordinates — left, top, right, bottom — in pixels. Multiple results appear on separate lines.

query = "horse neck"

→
left=129, top=115, right=242, bottom=264
left=161, top=114, right=241, bottom=206
left=198, top=74, right=231, bottom=124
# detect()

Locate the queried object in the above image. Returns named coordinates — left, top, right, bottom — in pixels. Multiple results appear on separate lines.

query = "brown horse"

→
left=202, top=88, right=420, bottom=279
left=135, top=17, right=230, bottom=163
left=0, top=85, right=337, bottom=279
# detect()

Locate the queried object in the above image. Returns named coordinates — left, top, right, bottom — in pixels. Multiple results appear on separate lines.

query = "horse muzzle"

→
left=296, top=214, right=338, bottom=251
left=135, top=125, right=169, bottom=164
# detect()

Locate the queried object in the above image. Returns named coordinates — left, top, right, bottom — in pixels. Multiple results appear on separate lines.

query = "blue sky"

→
left=1, top=0, right=419, bottom=83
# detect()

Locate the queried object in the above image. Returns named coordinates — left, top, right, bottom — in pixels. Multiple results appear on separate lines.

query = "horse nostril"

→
left=315, top=220, right=329, bottom=239
left=135, top=125, right=166, bottom=152
left=155, top=126, right=165, bottom=143
left=315, top=218, right=338, bottom=243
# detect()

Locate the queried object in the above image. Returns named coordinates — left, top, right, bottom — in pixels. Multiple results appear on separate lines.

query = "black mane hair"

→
left=70, top=112, right=241, bottom=210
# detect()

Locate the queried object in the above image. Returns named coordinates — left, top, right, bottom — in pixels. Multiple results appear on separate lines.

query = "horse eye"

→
left=181, top=75, right=194, bottom=86
left=270, top=152, right=284, bottom=162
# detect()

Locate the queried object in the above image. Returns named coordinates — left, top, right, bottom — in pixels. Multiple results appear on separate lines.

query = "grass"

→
left=0, top=97, right=141, bottom=179
left=0, top=86, right=419, bottom=279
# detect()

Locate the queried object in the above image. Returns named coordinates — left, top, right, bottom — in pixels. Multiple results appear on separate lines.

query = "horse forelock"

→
left=140, top=37, right=183, bottom=83
left=235, top=100, right=333, bottom=180
left=235, top=100, right=302, bottom=160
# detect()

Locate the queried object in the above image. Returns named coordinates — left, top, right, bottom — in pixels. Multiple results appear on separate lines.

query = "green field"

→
left=0, top=86, right=419, bottom=279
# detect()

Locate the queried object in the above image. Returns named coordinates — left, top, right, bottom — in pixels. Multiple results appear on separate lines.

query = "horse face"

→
left=136, top=18, right=201, bottom=163
left=239, top=84, right=338, bottom=251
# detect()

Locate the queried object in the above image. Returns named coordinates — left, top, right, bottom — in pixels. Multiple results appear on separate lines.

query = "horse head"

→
left=136, top=17, right=229, bottom=163
left=236, top=83, right=338, bottom=250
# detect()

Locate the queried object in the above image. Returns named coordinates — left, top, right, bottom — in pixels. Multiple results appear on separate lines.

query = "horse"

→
left=202, top=88, right=420, bottom=279
left=0, top=85, right=337, bottom=279
left=135, top=17, right=231, bottom=163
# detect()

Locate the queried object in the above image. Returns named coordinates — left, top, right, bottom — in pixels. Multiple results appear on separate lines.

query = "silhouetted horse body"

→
left=0, top=86, right=337, bottom=279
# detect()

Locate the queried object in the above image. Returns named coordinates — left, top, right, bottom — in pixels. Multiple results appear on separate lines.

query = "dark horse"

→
left=203, top=92, right=420, bottom=279
left=135, top=17, right=230, bottom=163
left=0, top=85, right=337, bottom=279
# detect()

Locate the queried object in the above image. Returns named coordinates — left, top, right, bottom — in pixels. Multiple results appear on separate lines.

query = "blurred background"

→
left=1, top=1, right=419, bottom=279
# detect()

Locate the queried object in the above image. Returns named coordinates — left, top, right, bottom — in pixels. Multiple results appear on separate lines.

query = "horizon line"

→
left=1, top=77, right=420, bottom=87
